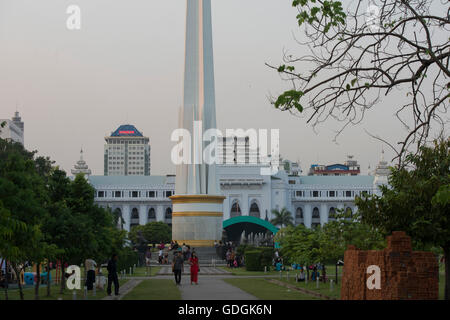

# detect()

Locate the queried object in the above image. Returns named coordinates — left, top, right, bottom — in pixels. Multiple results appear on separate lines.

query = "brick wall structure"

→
left=341, top=231, right=439, bottom=300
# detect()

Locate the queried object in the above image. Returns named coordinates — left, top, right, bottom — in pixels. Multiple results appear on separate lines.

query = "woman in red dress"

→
left=189, top=251, right=199, bottom=285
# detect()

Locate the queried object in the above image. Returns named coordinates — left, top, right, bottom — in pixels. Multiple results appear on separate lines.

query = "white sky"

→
left=0, top=0, right=415, bottom=175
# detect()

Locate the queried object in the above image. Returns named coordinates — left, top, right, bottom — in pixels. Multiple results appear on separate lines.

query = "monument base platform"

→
left=170, top=194, right=225, bottom=247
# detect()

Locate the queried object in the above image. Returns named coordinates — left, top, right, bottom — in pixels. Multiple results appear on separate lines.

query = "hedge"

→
left=259, top=247, right=274, bottom=268
left=117, top=247, right=139, bottom=272
left=245, top=250, right=264, bottom=271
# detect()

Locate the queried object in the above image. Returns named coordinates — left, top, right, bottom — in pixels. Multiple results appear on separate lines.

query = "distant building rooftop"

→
left=110, top=124, right=143, bottom=137
left=88, top=175, right=174, bottom=188
left=297, top=175, right=373, bottom=186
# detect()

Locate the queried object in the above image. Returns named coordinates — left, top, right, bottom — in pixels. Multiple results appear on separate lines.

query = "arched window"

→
left=130, top=208, right=139, bottom=228
left=329, top=207, right=336, bottom=220
left=230, top=201, right=242, bottom=218
left=295, top=207, right=304, bottom=225
left=113, top=208, right=123, bottom=229
left=311, top=207, right=320, bottom=228
left=148, top=208, right=156, bottom=221
left=249, top=202, right=260, bottom=218
left=165, top=208, right=172, bottom=220
left=131, top=208, right=139, bottom=219
left=312, top=207, right=320, bottom=219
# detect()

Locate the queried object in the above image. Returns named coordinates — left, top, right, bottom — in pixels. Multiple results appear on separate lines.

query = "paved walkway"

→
left=177, top=277, right=258, bottom=300
left=102, top=279, right=142, bottom=300
left=115, top=275, right=259, bottom=300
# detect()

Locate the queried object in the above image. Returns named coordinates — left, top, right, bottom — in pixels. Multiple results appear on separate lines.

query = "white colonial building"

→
left=0, top=111, right=24, bottom=145
left=85, top=152, right=389, bottom=239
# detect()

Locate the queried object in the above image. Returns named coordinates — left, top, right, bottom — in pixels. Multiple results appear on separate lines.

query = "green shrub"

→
left=245, top=250, right=264, bottom=271
left=259, top=247, right=274, bottom=268
left=237, top=244, right=256, bottom=256
left=116, top=247, right=139, bottom=272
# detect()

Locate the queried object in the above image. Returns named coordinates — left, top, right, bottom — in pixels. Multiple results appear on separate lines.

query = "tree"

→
left=356, top=139, right=450, bottom=299
left=0, top=200, right=26, bottom=300
left=318, top=209, right=385, bottom=283
left=0, top=146, right=50, bottom=300
left=129, top=222, right=172, bottom=247
left=0, top=137, right=129, bottom=299
left=275, top=224, right=321, bottom=280
left=270, top=207, right=294, bottom=228
left=270, top=0, right=449, bottom=165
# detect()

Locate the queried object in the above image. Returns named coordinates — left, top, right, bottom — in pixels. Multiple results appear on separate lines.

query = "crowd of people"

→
left=289, top=263, right=328, bottom=282
left=154, top=241, right=200, bottom=285
left=214, top=241, right=244, bottom=268
left=272, top=250, right=327, bottom=281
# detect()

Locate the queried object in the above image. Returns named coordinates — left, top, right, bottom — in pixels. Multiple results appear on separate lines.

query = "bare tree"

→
left=269, top=0, right=449, bottom=166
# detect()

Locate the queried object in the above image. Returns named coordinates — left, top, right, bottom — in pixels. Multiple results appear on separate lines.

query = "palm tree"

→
left=270, top=208, right=294, bottom=228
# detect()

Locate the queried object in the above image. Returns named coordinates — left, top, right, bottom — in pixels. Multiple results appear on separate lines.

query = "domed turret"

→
left=373, top=149, right=390, bottom=193
left=71, top=148, right=92, bottom=176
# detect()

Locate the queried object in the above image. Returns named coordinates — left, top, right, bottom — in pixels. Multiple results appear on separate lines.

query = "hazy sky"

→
left=0, top=0, right=411, bottom=175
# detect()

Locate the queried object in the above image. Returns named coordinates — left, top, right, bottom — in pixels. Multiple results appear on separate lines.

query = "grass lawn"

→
left=275, top=276, right=341, bottom=300
left=122, top=279, right=181, bottom=300
left=223, top=278, right=322, bottom=300
left=218, top=267, right=281, bottom=276
left=126, top=266, right=161, bottom=277
left=3, top=279, right=128, bottom=300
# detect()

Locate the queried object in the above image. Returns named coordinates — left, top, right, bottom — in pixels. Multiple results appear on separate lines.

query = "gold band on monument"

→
left=172, top=211, right=223, bottom=217
left=169, top=195, right=226, bottom=204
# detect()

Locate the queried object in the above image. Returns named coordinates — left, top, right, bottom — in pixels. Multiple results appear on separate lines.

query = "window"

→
left=97, top=191, right=105, bottom=198
left=329, top=207, right=336, bottom=220
left=230, top=201, right=242, bottom=218
left=147, top=191, right=156, bottom=198
left=131, top=191, right=139, bottom=198
left=345, top=191, right=352, bottom=197
left=165, top=208, right=172, bottom=221
left=313, top=191, right=319, bottom=197
left=329, top=191, right=335, bottom=197
left=114, top=191, right=122, bottom=198
left=148, top=208, right=156, bottom=221
left=295, top=190, right=303, bottom=197
left=131, top=208, right=139, bottom=219
left=289, top=180, right=296, bottom=185
left=295, top=208, right=304, bottom=225
left=165, top=191, right=173, bottom=198
left=249, top=202, right=260, bottom=218
left=312, top=207, right=320, bottom=219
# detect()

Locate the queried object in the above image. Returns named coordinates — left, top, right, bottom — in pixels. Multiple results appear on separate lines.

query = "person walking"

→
left=226, top=249, right=232, bottom=268
left=158, top=248, right=163, bottom=264
left=84, top=258, right=97, bottom=291
left=172, top=251, right=184, bottom=285
left=145, top=247, right=152, bottom=275
left=107, top=254, right=119, bottom=296
left=182, top=243, right=188, bottom=260
left=189, top=251, right=199, bottom=285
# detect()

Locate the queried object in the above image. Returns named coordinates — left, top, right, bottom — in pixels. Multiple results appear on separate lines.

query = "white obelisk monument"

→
left=170, top=0, right=225, bottom=247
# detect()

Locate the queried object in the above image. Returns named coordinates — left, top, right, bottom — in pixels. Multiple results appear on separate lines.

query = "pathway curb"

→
left=102, top=279, right=142, bottom=300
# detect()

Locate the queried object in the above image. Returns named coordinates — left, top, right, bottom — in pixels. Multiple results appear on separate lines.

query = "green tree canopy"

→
left=129, top=221, right=172, bottom=246
left=356, top=139, right=450, bottom=299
